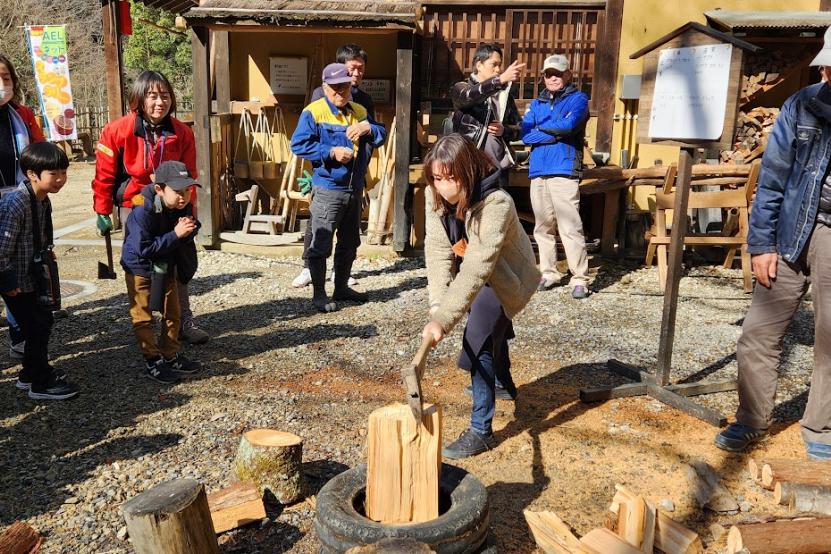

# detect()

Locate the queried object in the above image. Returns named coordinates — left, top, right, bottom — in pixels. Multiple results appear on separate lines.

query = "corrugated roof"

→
left=705, top=10, right=831, bottom=31
left=184, top=0, right=419, bottom=27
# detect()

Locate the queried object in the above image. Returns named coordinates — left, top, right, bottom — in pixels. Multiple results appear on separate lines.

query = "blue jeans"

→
left=467, top=337, right=497, bottom=436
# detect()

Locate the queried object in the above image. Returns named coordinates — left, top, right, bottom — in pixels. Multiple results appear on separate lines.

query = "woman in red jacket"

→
left=92, top=71, right=208, bottom=344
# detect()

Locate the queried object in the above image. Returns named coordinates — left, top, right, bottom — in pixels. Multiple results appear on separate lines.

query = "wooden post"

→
left=191, top=26, right=216, bottom=247
left=212, top=31, right=231, bottom=114
left=656, top=150, right=693, bottom=386
left=393, top=32, right=414, bottom=254
left=102, top=0, right=125, bottom=122
left=727, top=518, right=831, bottom=553
left=366, top=403, right=441, bottom=524
left=233, top=429, right=304, bottom=505
left=122, top=479, right=219, bottom=554
left=591, top=0, right=624, bottom=155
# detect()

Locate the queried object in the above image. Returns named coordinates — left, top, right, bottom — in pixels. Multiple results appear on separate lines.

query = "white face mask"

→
left=0, top=82, right=7, bottom=102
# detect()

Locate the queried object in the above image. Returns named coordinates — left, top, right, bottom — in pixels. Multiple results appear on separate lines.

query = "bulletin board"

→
left=269, top=56, right=308, bottom=96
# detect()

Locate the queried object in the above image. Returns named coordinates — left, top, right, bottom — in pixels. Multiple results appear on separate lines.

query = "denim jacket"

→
left=750, top=82, right=831, bottom=261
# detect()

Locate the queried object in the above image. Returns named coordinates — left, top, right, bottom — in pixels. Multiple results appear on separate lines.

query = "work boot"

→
left=309, top=258, right=338, bottom=313
left=332, top=261, right=368, bottom=303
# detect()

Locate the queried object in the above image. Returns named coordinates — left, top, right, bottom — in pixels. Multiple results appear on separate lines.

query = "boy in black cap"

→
left=121, top=160, right=202, bottom=384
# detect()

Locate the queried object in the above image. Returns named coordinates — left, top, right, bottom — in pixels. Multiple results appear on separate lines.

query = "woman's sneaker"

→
left=145, top=359, right=179, bottom=384
left=292, top=268, right=312, bottom=288
left=442, top=428, right=496, bottom=459
left=165, top=354, right=202, bottom=376
left=16, top=365, right=66, bottom=391
left=28, top=376, right=79, bottom=400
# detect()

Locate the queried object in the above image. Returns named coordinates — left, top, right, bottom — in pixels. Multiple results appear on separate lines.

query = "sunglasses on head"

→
left=544, top=69, right=565, bottom=78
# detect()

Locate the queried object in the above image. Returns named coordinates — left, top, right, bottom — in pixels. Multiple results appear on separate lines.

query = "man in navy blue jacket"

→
left=521, top=54, right=590, bottom=299
left=715, top=32, right=831, bottom=461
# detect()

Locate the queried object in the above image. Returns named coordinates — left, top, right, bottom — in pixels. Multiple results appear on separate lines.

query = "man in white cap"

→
left=714, top=29, right=831, bottom=460
left=521, top=54, right=590, bottom=299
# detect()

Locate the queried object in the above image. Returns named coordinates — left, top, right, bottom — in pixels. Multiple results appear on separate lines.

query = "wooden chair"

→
left=236, top=183, right=283, bottom=235
left=645, top=160, right=761, bottom=292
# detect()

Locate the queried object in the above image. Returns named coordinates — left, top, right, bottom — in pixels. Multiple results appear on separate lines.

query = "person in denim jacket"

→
left=715, top=28, right=831, bottom=461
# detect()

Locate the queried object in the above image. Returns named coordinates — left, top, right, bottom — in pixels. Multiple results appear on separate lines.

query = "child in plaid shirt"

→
left=0, top=142, right=79, bottom=400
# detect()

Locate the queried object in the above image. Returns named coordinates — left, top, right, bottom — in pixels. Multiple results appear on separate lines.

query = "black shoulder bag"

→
left=27, top=185, right=61, bottom=310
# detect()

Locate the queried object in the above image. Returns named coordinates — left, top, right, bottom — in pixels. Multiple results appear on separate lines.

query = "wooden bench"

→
left=645, top=160, right=761, bottom=292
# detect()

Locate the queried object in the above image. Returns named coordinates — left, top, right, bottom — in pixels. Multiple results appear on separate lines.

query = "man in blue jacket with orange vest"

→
left=521, top=54, right=590, bottom=299
left=291, top=63, right=386, bottom=313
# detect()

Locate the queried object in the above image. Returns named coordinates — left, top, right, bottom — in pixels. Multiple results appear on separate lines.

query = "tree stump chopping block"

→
left=122, top=479, right=219, bottom=554
left=234, top=429, right=304, bottom=505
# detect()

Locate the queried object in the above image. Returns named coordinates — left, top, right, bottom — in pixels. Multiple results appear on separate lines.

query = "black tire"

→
left=315, top=463, right=490, bottom=554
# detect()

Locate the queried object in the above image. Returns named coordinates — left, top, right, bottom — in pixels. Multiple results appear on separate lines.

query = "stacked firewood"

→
left=740, top=48, right=812, bottom=101
left=720, top=107, right=779, bottom=164
left=724, top=457, right=831, bottom=553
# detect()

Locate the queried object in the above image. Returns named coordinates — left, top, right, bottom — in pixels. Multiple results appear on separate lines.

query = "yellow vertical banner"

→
left=26, top=25, right=77, bottom=141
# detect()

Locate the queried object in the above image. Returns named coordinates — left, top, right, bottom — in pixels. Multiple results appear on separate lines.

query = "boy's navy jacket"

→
left=120, top=184, right=200, bottom=282
left=521, top=85, right=589, bottom=179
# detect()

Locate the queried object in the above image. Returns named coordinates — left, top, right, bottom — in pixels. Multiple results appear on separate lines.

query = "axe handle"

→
left=411, top=335, right=434, bottom=381
left=105, top=231, right=114, bottom=271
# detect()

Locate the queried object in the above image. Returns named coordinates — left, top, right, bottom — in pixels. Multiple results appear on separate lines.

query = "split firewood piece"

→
left=726, top=517, right=831, bottom=553
left=122, top=479, right=219, bottom=554
left=617, top=493, right=654, bottom=552
left=761, top=459, right=831, bottom=491
left=685, top=461, right=739, bottom=513
left=524, top=510, right=582, bottom=554
left=579, top=528, right=643, bottom=554
left=0, top=521, right=42, bottom=554
left=611, top=485, right=702, bottom=554
left=774, top=481, right=831, bottom=515
left=234, top=429, right=304, bottom=504
left=366, top=403, right=442, bottom=524
left=207, top=481, right=266, bottom=534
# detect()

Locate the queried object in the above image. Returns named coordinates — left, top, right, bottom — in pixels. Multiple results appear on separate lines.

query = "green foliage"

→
left=123, top=1, right=192, bottom=103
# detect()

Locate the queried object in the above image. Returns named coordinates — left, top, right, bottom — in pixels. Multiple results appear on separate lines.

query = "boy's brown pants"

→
left=125, top=272, right=180, bottom=360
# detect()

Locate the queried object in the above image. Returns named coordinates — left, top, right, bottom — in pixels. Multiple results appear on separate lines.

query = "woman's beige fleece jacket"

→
left=425, top=188, right=541, bottom=333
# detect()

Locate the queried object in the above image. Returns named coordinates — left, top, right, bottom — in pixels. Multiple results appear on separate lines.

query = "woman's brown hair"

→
left=128, top=70, right=176, bottom=118
left=0, top=54, right=22, bottom=104
left=423, top=133, right=496, bottom=221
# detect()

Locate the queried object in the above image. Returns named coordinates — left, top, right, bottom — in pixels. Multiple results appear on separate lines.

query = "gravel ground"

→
left=0, top=164, right=818, bottom=553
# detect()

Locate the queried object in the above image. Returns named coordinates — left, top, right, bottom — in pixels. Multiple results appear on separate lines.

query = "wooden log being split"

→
left=122, top=479, right=219, bottom=554
left=0, top=522, right=42, bottom=554
left=207, top=481, right=267, bottom=534
left=727, top=517, right=831, bottom=553
left=579, top=528, right=643, bottom=554
left=761, top=459, right=831, bottom=491
left=774, top=481, right=831, bottom=515
left=366, top=403, right=442, bottom=524
left=611, top=485, right=703, bottom=554
left=524, top=510, right=582, bottom=554
left=234, top=429, right=304, bottom=505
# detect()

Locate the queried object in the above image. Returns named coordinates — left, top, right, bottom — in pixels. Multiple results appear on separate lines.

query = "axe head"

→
left=401, top=363, right=423, bottom=422
left=97, top=261, right=116, bottom=280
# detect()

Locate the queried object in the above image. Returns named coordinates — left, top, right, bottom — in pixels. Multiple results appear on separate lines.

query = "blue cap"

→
left=322, top=63, right=352, bottom=86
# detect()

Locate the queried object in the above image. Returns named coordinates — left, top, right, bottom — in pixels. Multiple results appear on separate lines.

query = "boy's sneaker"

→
left=165, top=354, right=202, bottom=376
left=9, top=341, right=25, bottom=360
left=145, top=359, right=179, bottom=384
left=442, top=428, right=496, bottom=460
left=28, top=377, right=79, bottom=400
left=15, top=365, right=65, bottom=391
left=714, top=423, right=767, bottom=452
left=292, top=268, right=312, bottom=288
left=806, top=441, right=831, bottom=461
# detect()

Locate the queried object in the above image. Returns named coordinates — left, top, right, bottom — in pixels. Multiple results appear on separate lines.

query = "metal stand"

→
left=579, top=151, right=736, bottom=427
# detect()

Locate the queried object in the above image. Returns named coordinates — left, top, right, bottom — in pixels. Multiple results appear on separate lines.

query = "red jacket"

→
left=92, top=111, right=197, bottom=214
left=14, top=104, right=46, bottom=143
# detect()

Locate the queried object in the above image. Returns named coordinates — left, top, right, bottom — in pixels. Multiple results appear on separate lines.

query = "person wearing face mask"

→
left=0, top=53, right=45, bottom=361
left=521, top=54, right=590, bottom=299
left=92, top=70, right=209, bottom=345
left=449, top=44, right=524, bottom=185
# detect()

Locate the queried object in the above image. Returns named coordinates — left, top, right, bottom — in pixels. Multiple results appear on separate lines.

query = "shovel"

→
left=97, top=231, right=117, bottom=279
left=401, top=335, right=435, bottom=422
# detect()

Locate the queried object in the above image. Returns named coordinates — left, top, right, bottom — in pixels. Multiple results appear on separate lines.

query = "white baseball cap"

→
left=810, top=26, right=831, bottom=66
left=542, top=54, right=570, bottom=72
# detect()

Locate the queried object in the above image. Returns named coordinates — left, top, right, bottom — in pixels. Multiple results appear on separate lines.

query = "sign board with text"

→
left=269, top=56, right=308, bottom=96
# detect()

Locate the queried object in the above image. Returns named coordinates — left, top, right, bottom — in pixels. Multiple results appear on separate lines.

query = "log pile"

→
left=524, top=484, right=703, bottom=554
left=739, top=48, right=812, bottom=102
left=747, top=457, right=831, bottom=515
left=720, top=107, right=779, bottom=164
